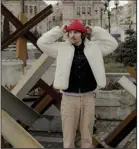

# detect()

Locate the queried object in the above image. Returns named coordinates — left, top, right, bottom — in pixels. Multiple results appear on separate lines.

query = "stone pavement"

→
left=29, top=120, right=136, bottom=148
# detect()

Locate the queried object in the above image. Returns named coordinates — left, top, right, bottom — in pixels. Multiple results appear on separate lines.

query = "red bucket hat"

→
left=65, top=19, right=87, bottom=33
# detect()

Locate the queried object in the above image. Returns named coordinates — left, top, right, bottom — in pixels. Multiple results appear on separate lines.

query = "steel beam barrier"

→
left=11, top=53, right=55, bottom=100
left=1, top=4, right=42, bottom=53
left=2, top=5, right=53, bottom=50
left=2, top=86, right=42, bottom=126
left=2, top=110, right=44, bottom=148
left=118, top=76, right=136, bottom=98
left=104, top=110, right=136, bottom=147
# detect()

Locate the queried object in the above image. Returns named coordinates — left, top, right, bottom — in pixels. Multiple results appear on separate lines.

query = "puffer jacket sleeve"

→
left=90, top=26, right=118, bottom=57
left=37, top=26, right=64, bottom=58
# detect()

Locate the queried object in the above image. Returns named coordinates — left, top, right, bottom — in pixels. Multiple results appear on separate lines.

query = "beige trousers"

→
left=61, top=93, right=95, bottom=148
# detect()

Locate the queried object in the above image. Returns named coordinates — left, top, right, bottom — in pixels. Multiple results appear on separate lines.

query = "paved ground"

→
left=29, top=120, right=136, bottom=148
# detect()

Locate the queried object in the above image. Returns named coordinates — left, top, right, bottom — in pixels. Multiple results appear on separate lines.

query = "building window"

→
left=60, top=13, right=62, bottom=20
left=52, top=16, right=55, bottom=21
left=82, top=7, right=85, bottom=14
left=34, top=6, right=37, bottom=15
left=87, top=7, right=91, bottom=15
left=77, top=7, right=80, bottom=15
left=30, top=6, right=32, bottom=14
left=88, top=20, right=91, bottom=25
left=83, top=20, right=86, bottom=25
left=25, top=5, right=28, bottom=13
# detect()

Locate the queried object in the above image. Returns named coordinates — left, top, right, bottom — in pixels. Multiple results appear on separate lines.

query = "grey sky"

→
left=44, top=0, right=128, bottom=8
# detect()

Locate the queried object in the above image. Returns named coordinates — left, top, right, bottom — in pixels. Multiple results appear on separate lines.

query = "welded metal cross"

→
left=1, top=3, right=53, bottom=51
left=104, top=66, right=137, bottom=147
left=1, top=3, right=62, bottom=130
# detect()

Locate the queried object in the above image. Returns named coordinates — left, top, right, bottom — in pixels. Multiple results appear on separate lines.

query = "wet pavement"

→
left=29, top=120, right=136, bottom=148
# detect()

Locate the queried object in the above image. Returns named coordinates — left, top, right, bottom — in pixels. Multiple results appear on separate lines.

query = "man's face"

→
left=68, top=30, right=82, bottom=45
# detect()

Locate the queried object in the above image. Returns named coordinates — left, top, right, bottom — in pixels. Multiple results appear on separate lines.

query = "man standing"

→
left=37, top=19, right=118, bottom=148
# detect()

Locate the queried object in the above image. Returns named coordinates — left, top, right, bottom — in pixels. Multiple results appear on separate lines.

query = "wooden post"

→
left=16, top=12, right=28, bottom=66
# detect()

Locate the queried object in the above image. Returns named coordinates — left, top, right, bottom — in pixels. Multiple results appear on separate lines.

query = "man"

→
left=37, top=19, right=118, bottom=148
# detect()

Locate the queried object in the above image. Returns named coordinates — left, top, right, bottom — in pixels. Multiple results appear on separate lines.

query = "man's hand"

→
left=85, top=25, right=92, bottom=34
left=61, top=25, right=67, bottom=33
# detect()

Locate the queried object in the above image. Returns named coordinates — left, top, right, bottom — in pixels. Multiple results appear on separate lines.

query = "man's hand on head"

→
left=61, top=25, right=67, bottom=33
left=85, top=25, right=92, bottom=34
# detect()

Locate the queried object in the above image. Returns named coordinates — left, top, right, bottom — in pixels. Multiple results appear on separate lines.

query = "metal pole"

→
left=100, top=9, right=103, bottom=27
left=108, top=11, right=111, bottom=33
left=21, top=0, right=24, bottom=13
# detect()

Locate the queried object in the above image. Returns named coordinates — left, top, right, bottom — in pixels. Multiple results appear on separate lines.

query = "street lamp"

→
left=103, top=0, right=119, bottom=33
left=95, top=7, right=104, bottom=27
left=21, top=0, right=25, bottom=13
left=127, top=17, right=133, bottom=29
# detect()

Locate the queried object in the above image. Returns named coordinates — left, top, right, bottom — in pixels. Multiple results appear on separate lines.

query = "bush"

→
left=114, top=29, right=137, bottom=66
left=101, top=79, right=123, bottom=90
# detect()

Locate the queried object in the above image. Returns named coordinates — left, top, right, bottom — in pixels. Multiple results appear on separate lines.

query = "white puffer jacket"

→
left=37, top=26, right=118, bottom=90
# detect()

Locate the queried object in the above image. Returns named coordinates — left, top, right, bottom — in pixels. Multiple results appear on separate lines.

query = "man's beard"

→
left=70, top=37, right=77, bottom=42
left=70, top=37, right=76, bottom=41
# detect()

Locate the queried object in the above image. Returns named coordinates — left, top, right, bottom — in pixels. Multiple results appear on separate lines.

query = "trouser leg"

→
left=80, top=93, right=95, bottom=148
left=61, top=95, right=80, bottom=148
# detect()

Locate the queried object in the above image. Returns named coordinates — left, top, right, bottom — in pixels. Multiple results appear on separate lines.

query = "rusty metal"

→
left=16, top=12, right=28, bottom=65
left=127, top=66, right=136, bottom=80
left=20, top=79, right=61, bottom=129
left=31, top=96, right=54, bottom=114
left=2, top=4, right=24, bottom=29
left=33, top=94, right=53, bottom=113
left=39, top=99, right=54, bottom=115
left=104, top=67, right=137, bottom=147
left=26, top=81, right=61, bottom=128
left=22, top=96, right=40, bottom=102
left=18, top=92, right=47, bottom=130
left=1, top=4, right=137, bottom=147
left=21, top=94, right=54, bottom=130
left=29, top=79, right=62, bottom=104
left=127, top=66, right=136, bottom=85
left=1, top=4, right=42, bottom=53
left=36, top=79, right=62, bottom=107
left=30, top=91, right=56, bottom=115
left=2, top=4, right=53, bottom=50
left=31, top=92, right=47, bottom=108
left=2, top=4, right=52, bottom=41
left=104, top=110, right=136, bottom=147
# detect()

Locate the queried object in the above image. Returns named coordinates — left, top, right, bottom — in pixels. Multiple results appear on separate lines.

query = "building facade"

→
left=44, top=0, right=106, bottom=32
left=104, top=1, right=136, bottom=42
left=2, top=0, right=136, bottom=42
left=2, top=0, right=107, bottom=36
